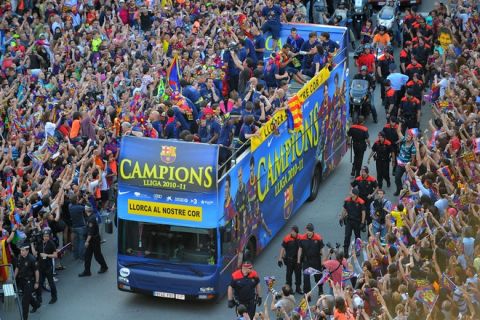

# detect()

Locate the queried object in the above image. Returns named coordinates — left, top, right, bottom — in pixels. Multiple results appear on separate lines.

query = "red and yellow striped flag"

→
left=0, top=239, right=11, bottom=282
left=288, top=95, right=304, bottom=131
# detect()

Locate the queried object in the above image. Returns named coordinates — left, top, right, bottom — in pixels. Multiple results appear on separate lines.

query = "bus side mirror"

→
left=220, top=224, right=233, bottom=243
left=105, top=217, right=113, bottom=234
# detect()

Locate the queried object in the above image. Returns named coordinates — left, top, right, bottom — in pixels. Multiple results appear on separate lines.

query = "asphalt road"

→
left=1, top=4, right=435, bottom=320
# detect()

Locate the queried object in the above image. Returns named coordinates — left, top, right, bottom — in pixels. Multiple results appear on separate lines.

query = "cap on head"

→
left=43, top=228, right=52, bottom=236
left=242, top=261, right=253, bottom=269
left=20, top=242, right=30, bottom=250
left=352, top=187, right=360, bottom=196
left=361, top=65, right=368, bottom=71
left=306, top=223, right=314, bottom=232
left=379, top=26, right=386, bottom=31
left=406, top=88, right=414, bottom=96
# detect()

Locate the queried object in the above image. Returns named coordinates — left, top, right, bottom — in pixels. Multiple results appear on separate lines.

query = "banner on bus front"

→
left=118, top=136, right=219, bottom=194
left=117, top=137, right=220, bottom=227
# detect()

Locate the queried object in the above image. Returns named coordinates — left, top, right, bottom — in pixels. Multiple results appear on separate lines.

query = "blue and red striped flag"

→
left=407, top=128, right=419, bottom=137
left=438, top=166, right=454, bottom=183
left=167, top=56, right=181, bottom=92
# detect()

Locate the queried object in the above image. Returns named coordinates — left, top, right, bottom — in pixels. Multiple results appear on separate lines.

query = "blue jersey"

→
left=286, top=35, right=305, bottom=53
left=322, top=39, right=339, bottom=54
left=218, top=123, right=235, bottom=147
left=262, top=5, right=283, bottom=23
left=254, top=35, right=265, bottom=62
left=244, top=37, right=258, bottom=64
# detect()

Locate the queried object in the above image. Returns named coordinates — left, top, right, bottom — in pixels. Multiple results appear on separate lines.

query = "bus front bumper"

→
left=117, top=262, right=219, bottom=301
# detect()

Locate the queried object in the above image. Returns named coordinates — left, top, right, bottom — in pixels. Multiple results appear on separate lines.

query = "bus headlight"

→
left=119, top=267, right=131, bottom=277
left=118, top=276, right=130, bottom=284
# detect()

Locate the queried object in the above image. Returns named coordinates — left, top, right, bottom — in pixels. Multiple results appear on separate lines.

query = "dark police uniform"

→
left=377, top=53, right=395, bottom=100
left=406, top=79, right=424, bottom=100
left=398, top=96, right=421, bottom=130
left=298, top=233, right=324, bottom=294
left=342, top=197, right=365, bottom=257
left=348, top=123, right=369, bottom=177
left=371, top=138, right=393, bottom=189
left=383, top=122, right=400, bottom=163
left=83, top=215, right=108, bottom=274
left=351, top=174, right=378, bottom=225
left=37, top=238, right=58, bottom=303
left=230, top=269, right=260, bottom=319
left=384, top=86, right=397, bottom=117
left=16, top=252, right=40, bottom=320
left=280, top=233, right=302, bottom=292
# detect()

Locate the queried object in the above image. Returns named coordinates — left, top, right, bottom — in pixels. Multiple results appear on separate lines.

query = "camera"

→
left=228, top=42, right=239, bottom=52
left=326, top=242, right=341, bottom=254
left=28, top=229, right=43, bottom=249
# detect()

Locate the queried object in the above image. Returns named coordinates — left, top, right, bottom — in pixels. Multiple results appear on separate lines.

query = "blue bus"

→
left=116, top=24, right=349, bottom=300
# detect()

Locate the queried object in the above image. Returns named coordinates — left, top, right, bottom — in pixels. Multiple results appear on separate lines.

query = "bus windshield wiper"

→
left=123, top=261, right=203, bottom=277
left=123, top=262, right=165, bottom=268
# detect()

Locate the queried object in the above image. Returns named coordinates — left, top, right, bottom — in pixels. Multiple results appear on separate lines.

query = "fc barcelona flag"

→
left=167, top=56, right=181, bottom=92
left=287, top=94, right=304, bottom=131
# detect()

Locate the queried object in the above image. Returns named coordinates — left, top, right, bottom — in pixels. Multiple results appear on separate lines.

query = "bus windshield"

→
left=118, top=219, right=217, bottom=265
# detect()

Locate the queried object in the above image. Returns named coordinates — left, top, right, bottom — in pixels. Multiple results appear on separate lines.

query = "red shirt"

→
left=356, top=53, right=375, bottom=73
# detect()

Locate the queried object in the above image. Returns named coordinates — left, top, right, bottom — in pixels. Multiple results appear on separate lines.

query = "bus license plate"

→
left=153, top=292, right=185, bottom=300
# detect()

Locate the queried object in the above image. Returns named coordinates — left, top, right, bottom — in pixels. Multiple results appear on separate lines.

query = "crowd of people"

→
left=0, top=0, right=336, bottom=319
left=1, top=0, right=480, bottom=319
left=230, top=1, right=480, bottom=320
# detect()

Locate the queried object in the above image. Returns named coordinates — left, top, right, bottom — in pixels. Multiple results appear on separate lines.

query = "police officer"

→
left=297, top=223, right=324, bottom=296
left=353, top=66, right=377, bottom=123
left=351, top=166, right=378, bottom=228
left=382, top=116, right=400, bottom=171
left=14, top=242, right=40, bottom=320
left=368, top=132, right=394, bottom=189
left=377, top=46, right=395, bottom=102
left=340, top=188, right=366, bottom=257
left=405, top=72, right=424, bottom=101
left=227, top=261, right=262, bottom=319
left=33, top=228, right=58, bottom=304
left=79, top=205, right=108, bottom=277
left=278, top=225, right=303, bottom=294
left=348, top=116, right=370, bottom=178
left=384, top=80, right=397, bottom=118
left=398, top=89, right=421, bottom=131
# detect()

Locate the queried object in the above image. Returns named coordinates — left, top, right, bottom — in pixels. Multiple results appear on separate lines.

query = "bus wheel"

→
left=307, top=165, right=322, bottom=202
left=243, top=238, right=257, bottom=262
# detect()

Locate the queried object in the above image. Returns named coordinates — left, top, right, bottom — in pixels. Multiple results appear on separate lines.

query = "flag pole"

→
left=304, top=293, right=314, bottom=320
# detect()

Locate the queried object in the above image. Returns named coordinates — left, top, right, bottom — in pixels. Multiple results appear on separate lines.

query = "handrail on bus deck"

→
left=0, top=263, right=23, bottom=320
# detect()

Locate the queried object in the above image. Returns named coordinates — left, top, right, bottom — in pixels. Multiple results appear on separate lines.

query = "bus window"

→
left=220, top=219, right=236, bottom=269
left=118, top=219, right=217, bottom=265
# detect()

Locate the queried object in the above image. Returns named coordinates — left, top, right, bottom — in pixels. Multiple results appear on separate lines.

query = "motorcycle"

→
left=349, top=79, right=371, bottom=123
left=329, top=2, right=356, bottom=48
left=352, top=0, right=370, bottom=40
left=376, top=0, right=401, bottom=46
